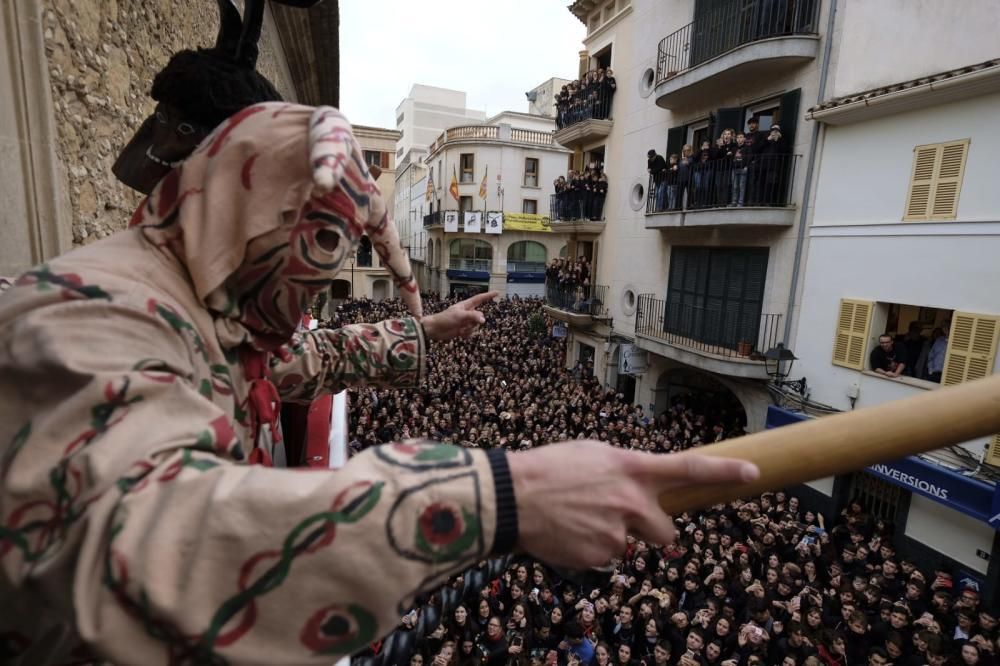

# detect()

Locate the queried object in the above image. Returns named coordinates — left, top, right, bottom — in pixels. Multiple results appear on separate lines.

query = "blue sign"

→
left=446, top=269, right=489, bottom=282
left=506, top=272, right=545, bottom=283
left=552, top=324, right=567, bottom=338
left=765, top=406, right=1000, bottom=529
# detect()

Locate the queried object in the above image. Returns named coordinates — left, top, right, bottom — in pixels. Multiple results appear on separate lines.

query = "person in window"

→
left=599, top=69, right=617, bottom=120
left=870, top=335, right=906, bottom=378
left=647, top=150, right=668, bottom=212
left=925, top=324, right=949, bottom=383
left=896, top=322, right=926, bottom=378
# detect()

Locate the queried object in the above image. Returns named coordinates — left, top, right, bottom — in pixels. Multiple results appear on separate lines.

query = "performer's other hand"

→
left=420, top=291, right=497, bottom=341
left=507, top=440, right=759, bottom=570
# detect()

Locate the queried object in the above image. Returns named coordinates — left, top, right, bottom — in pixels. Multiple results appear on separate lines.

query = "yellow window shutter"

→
left=986, top=435, right=1000, bottom=467
left=832, top=299, right=873, bottom=370
left=929, top=139, right=969, bottom=220
left=941, top=312, right=1000, bottom=386
left=903, top=145, right=938, bottom=221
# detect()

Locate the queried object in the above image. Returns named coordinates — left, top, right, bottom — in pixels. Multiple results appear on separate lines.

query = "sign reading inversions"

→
left=868, top=463, right=949, bottom=499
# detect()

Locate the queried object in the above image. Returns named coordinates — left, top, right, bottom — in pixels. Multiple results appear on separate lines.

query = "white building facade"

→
left=787, top=1, right=1000, bottom=589
left=553, top=0, right=1000, bottom=595
left=394, top=85, right=486, bottom=169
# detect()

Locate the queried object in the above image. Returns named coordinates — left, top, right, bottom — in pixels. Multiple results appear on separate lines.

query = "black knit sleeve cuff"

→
left=487, top=448, right=518, bottom=555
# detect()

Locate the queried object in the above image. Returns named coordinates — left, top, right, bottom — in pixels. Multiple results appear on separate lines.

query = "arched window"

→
left=426, top=239, right=434, bottom=267
left=449, top=239, right=492, bottom=271
left=558, top=244, right=568, bottom=258
left=507, top=241, right=547, bottom=272
left=435, top=239, right=442, bottom=268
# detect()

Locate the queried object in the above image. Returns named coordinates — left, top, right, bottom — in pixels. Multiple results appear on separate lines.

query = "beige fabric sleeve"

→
left=270, top=317, right=428, bottom=404
left=0, top=302, right=501, bottom=665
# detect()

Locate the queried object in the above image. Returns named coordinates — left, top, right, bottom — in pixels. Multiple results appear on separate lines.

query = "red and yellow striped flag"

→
left=479, top=165, right=488, bottom=199
left=449, top=165, right=460, bottom=202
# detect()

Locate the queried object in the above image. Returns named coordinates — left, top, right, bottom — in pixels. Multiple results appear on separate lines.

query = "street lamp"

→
left=764, top=343, right=808, bottom=396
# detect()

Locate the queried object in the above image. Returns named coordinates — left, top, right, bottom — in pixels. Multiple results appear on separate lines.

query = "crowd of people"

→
left=324, top=296, right=998, bottom=666
left=647, top=116, right=791, bottom=213
left=544, top=256, right=595, bottom=310
left=553, top=165, right=609, bottom=222
left=556, top=69, right=618, bottom=129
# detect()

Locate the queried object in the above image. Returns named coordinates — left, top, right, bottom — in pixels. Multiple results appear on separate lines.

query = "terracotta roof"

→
left=808, top=59, right=1000, bottom=114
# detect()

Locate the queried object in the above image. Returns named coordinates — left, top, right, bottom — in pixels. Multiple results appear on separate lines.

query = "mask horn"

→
left=236, top=0, right=266, bottom=68
left=214, top=0, right=243, bottom=58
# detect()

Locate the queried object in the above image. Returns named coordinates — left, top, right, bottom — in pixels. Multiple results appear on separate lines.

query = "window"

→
left=507, top=240, right=547, bottom=264
left=522, top=199, right=538, bottom=214
left=438, top=160, right=443, bottom=187
left=903, top=139, right=970, bottom=221
left=449, top=239, right=492, bottom=261
left=396, top=113, right=404, bottom=126
left=744, top=99, right=781, bottom=132
left=363, top=150, right=390, bottom=169
left=460, top=153, right=475, bottom=183
left=459, top=195, right=474, bottom=214
left=832, top=299, right=874, bottom=370
left=524, top=158, right=539, bottom=187
left=666, top=247, right=768, bottom=350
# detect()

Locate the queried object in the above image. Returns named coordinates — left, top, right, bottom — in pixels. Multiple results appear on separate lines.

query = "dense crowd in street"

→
left=326, top=297, right=998, bottom=666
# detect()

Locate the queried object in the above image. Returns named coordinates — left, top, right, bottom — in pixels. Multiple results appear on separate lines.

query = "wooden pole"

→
left=659, top=373, right=1000, bottom=515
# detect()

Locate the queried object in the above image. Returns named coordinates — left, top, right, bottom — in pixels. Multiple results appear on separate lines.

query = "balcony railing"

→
left=556, top=76, right=616, bottom=131
left=423, top=211, right=443, bottom=227
left=550, top=192, right=607, bottom=222
left=636, top=294, right=781, bottom=359
left=427, top=125, right=555, bottom=155
left=646, top=154, right=798, bottom=214
left=655, top=0, right=821, bottom=85
left=448, top=257, right=492, bottom=273
left=545, top=282, right=609, bottom=318
left=506, top=261, right=547, bottom=273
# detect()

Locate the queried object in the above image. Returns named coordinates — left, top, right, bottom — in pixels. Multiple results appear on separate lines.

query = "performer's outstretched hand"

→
left=420, top=291, right=498, bottom=341
left=507, top=440, right=759, bottom=569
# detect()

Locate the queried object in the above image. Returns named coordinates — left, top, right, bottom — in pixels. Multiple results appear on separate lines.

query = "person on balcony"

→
left=666, top=155, right=681, bottom=211
left=597, top=69, right=617, bottom=120
left=751, top=124, right=789, bottom=206
left=692, top=141, right=714, bottom=208
left=730, top=133, right=749, bottom=207
left=647, top=149, right=668, bottom=212
left=678, top=144, right=695, bottom=210
left=572, top=170, right=590, bottom=220
left=713, top=129, right=738, bottom=207
left=591, top=172, right=608, bottom=221
left=553, top=176, right=567, bottom=221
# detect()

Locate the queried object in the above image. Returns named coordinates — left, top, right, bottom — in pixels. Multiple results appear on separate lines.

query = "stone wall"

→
left=40, top=0, right=294, bottom=245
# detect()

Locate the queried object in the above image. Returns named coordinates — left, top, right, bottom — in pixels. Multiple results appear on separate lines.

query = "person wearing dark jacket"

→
left=592, top=173, right=608, bottom=220
left=752, top=123, right=789, bottom=205
left=648, top=150, right=668, bottom=212
left=477, top=616, right=510, bottom=666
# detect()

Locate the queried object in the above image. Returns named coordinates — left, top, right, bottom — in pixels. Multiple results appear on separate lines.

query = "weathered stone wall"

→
left=41, top=0, right=294, bottom=245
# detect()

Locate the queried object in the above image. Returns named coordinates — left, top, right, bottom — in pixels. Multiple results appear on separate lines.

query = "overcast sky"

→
left=338, top=1, right=586, bottom=128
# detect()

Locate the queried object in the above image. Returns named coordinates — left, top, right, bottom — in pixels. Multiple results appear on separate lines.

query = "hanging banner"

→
left=485, top=211, right=503, bottom=235
left=503, top=213, right=552, bottom=233
left=619, top=344, right=649, bottom=375
left=464, top=211, right=482, bottom=234
left=443, top=210, right=459, bottom=233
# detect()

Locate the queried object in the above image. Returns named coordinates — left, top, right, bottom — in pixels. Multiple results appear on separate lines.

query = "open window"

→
left=460, top=153, right=475, bottom=183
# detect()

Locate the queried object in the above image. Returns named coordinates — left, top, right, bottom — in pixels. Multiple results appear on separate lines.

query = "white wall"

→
left=828, top=0, right=1000, bottom=98
left=904, top=495, right=995, bottom=575
left=812, top=93, right=1000, bottom=226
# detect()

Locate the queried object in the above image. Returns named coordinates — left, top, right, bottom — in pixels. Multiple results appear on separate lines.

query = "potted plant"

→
left=737, top=340, right=752, bottom=357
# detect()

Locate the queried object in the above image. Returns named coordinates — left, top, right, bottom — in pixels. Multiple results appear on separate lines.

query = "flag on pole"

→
left=479, top=165, right=488, bottom=199
left=449, top=165, right=460, bottom=202
left=425, top=166, right=434, bottom=202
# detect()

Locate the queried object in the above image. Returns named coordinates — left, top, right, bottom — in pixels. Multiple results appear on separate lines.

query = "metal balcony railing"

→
left=506, top=261, right=547, bottom=273
left=423, top=211, right=442, bottom=227
left=635, top=294, right=782, bottom=359
left=549, top=192, right=608, bottom=222
left=448, top=257, right=492, bottom=273
left=556, top=73, right=616, bottom=131
left=646, top=153, right=799, bottom=214
left=545, top=282, right=609, bottom=318
left=655, top=0, right=821, bottom=84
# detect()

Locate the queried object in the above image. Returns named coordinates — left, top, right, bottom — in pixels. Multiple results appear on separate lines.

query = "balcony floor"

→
left=553, top=118, right=613, bottom=149
left=549, top=219, right=607, bottom=234
left=645, top=205, right=796, bottom=229
left=543, top=304, right=598, bottom=329
left=655, top=35, right=819, bottom=109
left=634, top=328, right=770, bottom=380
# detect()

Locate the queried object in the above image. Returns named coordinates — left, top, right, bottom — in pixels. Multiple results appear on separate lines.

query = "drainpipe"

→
left=783, top=0, right=839, bottom=345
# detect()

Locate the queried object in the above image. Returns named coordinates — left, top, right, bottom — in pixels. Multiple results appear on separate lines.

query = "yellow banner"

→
left=502, top=213, right=552, bottom=233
